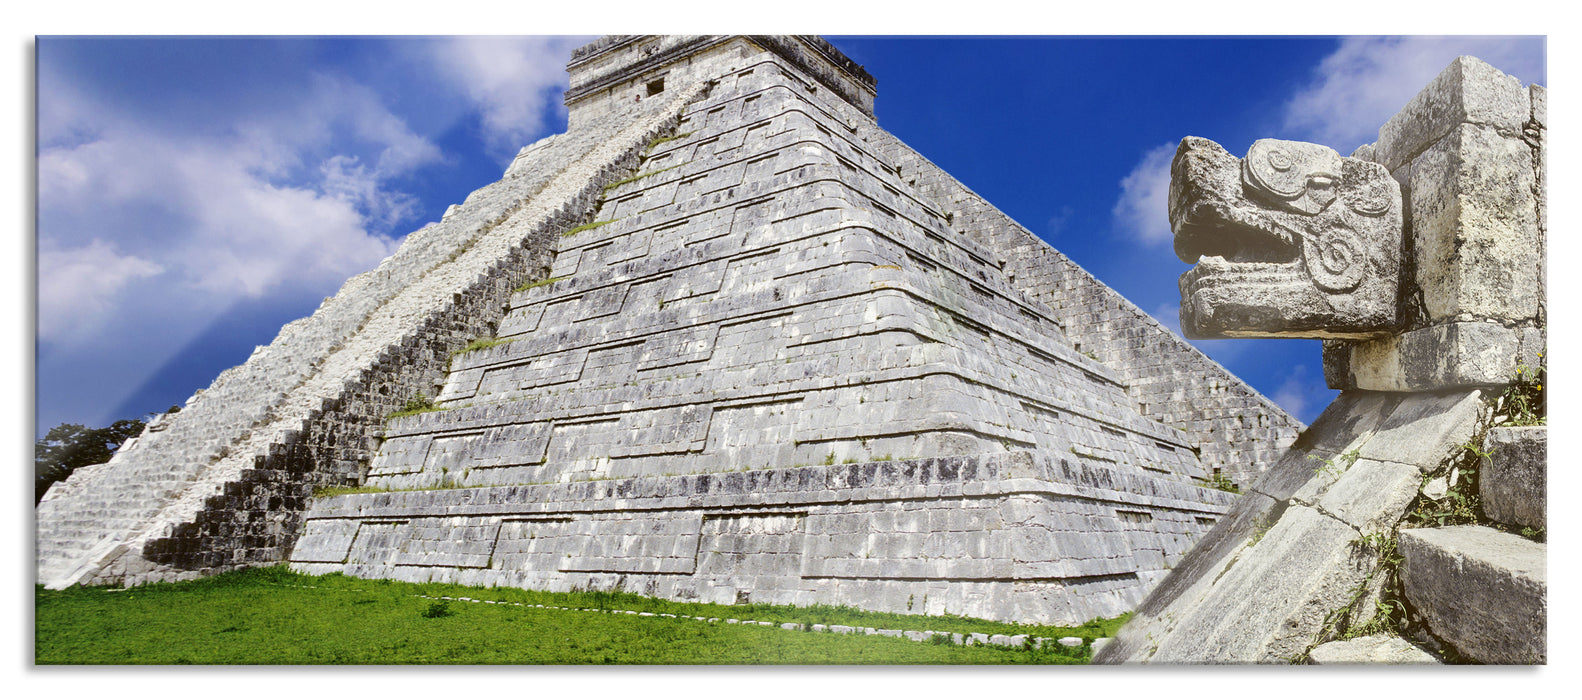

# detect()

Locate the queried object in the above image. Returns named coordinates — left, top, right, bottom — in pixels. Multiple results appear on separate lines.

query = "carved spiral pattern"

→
left=1304, top=228, right=1366, bottom=294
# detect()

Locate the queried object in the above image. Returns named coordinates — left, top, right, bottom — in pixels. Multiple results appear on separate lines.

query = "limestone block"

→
left=1307, top=635, right=1439, bottom=665
left=1113, top=505, right=1373, bottom=663
left=1397, top=525, right=1545, bottom=664
left=1408, top=123, right=1539, bottom=324
left=1310, top=457, right=1421, bottom=533
left=1356, top=389, right=1482, bottom=469
left=1374, top=56, right=1530, bottom=172
left=1251, top=392, right=1399, bottom=500
left=1340, top=322, right=1518, bottom=391
left=1480, top=426, right=1546, bottom=529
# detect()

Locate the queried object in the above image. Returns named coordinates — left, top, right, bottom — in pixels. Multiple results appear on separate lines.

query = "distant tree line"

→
left=34, top=407, right=177, bottom=505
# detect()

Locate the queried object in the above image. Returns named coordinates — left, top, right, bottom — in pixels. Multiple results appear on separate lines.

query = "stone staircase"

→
left=1309, top=425, right=1547, bottom=664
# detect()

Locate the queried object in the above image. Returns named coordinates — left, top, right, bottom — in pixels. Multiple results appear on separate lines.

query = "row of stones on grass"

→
left=410, top=593, right=1101, bottom=651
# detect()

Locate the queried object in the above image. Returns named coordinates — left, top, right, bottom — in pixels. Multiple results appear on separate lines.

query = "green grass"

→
left=35, top=567, right=1117, bottom=665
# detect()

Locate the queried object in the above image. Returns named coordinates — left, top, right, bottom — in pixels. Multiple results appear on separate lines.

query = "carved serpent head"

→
left=1170, top=136, right=1404, bottom=340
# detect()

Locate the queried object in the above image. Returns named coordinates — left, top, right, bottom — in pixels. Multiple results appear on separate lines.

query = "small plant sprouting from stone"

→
left=1311, top=530, right=1407, bottom=647
left=1247, top=514, right=1272, bottom=546
left=645, top=131, right=694, bottom=153
left=1498, top=352, right=1545, bottom=426
left=387, top=395, right=443, bottom=421
left=1205, top=472, right=1240, bottom=494
left=516, top=275, right=568, bottom=293
left=1405, top=439, right=1489, bottom=528
left=823, top=453, right=837, bottom=466
left=602, top=164, right=682, bottom=192
left=454, top=336, right=507, bottom=356
left=563, top=219, right=617, bottom=237
left=1308, top=448, right=1360, bottom=479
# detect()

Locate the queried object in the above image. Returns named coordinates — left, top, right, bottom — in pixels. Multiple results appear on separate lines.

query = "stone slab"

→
left=1480, top=426, right=1546, bottom=529
left=1407, top=123, right=1539, bottom=325
left=1098, top=389, right=1483, bottom=664
left=1101, top=504, right=1373, bottom=664
left=1356, top=389, right=1482, bottom=468
left=1398, top=525, right=1546, bottom=664
left=1307, top=635, right=1439, bottom=665
left=1375, top=56, right=1530, bottom=172
left=1342, top=323, right=1518, bottom=391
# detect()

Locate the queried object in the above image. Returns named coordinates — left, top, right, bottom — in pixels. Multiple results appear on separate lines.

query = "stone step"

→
left=1480, top=426, right=1545, bottom=529
left=1307, top=635, right=1440, bottom=664
left=1397, top=525, right=1545, bottom=664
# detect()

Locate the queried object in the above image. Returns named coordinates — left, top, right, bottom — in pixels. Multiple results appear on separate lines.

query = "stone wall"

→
left=294, top=450, right=1233, bottom=625
left=1329, top=57, right=1546, bottom=391
left=868, top=132, right=1302, bottom=489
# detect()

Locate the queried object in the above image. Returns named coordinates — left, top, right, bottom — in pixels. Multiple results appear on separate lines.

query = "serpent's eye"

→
left=1267, top=150, right=1292, bottom=172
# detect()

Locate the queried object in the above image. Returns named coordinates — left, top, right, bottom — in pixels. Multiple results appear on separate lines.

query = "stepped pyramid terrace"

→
left=37, top=36, right=1305, bottom=625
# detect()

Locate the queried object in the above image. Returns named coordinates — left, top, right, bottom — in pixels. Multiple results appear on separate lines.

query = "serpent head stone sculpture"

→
left=1170, top=136, right=1403, bottom=340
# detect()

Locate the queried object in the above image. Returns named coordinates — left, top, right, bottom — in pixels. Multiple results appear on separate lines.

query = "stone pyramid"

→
left=38, top=36, right=1301, bottom=625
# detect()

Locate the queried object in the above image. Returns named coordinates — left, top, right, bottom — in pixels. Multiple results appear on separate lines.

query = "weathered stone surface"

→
left=1356, top=389, right=1483, bottom=467
left=1108, top=53, right=1545, bottom=666
left=1108, top=504, right=1372, bottom=663
left=1480, top=426, right=1546, bottom=529
left=1170, top=136, right=1403, bottom=339
left=1096, top=390, right=1479, bottom=664
left=295, top=451, right=1232, bottom=625
left=1374, top=56, right=1530, bottom=172
left=1307, top=635, right=1439, bottom=665
left=1340, top=322, right=1518, bottom=391
left=1398, top=525, right=1546, bottom=664
left=1407, top=123, right=1539, bottom=325
left=1310, top=457, right=1421, bottom=533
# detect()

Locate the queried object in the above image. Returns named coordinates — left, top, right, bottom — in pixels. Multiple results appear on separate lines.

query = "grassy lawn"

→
left=35, top=567, right=1122, bottom=665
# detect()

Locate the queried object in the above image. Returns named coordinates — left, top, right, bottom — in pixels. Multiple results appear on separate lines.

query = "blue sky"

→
left=32, top=34, right=1546, bottom=437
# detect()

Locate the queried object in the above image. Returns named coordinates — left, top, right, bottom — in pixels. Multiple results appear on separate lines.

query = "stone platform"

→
left=40, top=37, right=1299, bottom=624
left=296, top=450, right=1232, bottom=624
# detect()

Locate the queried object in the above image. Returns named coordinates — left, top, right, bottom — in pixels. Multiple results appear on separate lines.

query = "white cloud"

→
left=1148, top=302, right=1183, bottom=336
left=37, top=240, right=163, bottom=341
left=1043, top=205, right=1074, bottom=240
left=1112, top=143, right=1176, bottom=246
left=34, top=61, right=439, bottom=351
left=38, top=119, right=402, bottom=305
left=1282, top=36, right=1546, bottom=151
left=1270, top=364, right=1338, bottom=424
left=426, top=36, right=592, bottom=155
left=1271, top=370, right=1311, bottom=423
